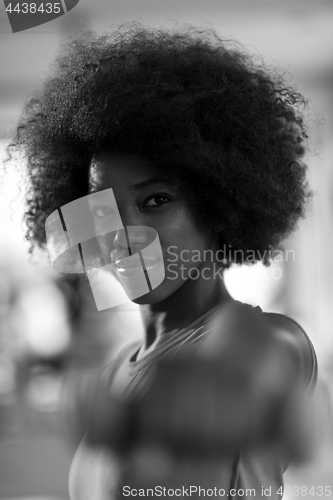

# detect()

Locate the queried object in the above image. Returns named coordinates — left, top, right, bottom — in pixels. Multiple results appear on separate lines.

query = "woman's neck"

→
left=139, top=269, right=231, bottom=351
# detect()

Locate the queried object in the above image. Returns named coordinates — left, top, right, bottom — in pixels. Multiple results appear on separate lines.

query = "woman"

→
left=11, top=23, right=317, bottom=499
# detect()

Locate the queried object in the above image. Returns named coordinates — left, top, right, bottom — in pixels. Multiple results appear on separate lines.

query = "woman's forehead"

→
left=89, top=151, right=175, bottom=193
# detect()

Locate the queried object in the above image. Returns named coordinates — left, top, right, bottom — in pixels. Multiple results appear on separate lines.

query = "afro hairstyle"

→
left=10, top=22, right=310, bottom=266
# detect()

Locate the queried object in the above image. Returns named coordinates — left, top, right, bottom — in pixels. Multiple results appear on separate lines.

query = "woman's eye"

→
left=92, top=207, right=112, bottom=218
left=144, top=195, right=172, bottom=208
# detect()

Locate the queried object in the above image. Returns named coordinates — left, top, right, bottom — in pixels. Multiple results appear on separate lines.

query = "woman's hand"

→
left=133, top=302, right=303, bottom=455
left=81, top=302, right=310, bottom=486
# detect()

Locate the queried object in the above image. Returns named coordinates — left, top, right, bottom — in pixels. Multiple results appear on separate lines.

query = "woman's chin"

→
left=128, top=284, right=166, bottom=305
left=129, top=278, right=185, bottom=305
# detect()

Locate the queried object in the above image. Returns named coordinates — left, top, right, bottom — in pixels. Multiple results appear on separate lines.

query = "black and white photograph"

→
left=1, top=1, right=333, bottom=499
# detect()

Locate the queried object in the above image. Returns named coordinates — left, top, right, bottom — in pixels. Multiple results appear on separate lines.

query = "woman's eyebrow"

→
left=132, top=178, right=176, bottom=191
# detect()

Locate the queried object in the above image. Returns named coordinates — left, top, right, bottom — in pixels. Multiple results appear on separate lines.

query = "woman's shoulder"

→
left=227, top=300, right=317, bottom=390
left=261, top=310, right=318, bottom=391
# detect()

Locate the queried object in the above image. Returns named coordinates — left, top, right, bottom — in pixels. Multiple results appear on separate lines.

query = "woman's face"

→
left=88, top=151, right=219, bottom=304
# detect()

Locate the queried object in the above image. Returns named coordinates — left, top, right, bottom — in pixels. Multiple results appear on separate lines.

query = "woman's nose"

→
left=113, top=225, right=148, bottom=249
left=112, top=227, right=128, bottom=249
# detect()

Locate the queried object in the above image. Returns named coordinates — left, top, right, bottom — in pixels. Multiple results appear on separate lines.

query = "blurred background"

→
left=1, top=0, right=333, bottom=498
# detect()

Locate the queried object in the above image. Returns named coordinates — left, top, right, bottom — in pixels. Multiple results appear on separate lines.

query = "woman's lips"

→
left=110, top=245, right=163, bottom=281
left=115, top=258, right=158, bottom=271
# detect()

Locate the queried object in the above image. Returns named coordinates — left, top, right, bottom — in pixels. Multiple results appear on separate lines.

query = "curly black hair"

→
left=9, top=22, right=310, bottom=266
